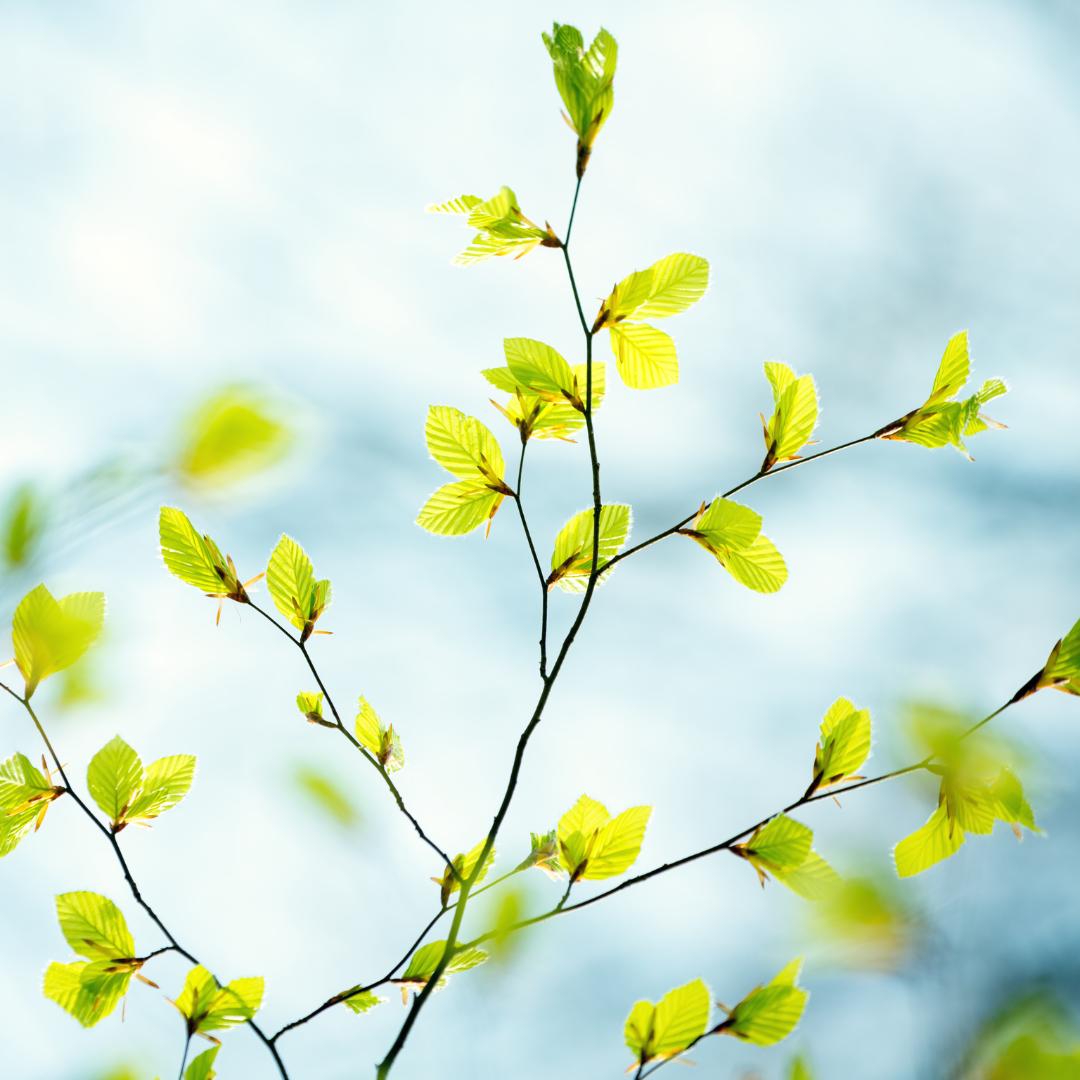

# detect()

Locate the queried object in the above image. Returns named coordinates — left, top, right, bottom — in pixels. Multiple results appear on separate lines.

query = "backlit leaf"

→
left=894, top=804, right=965, bottom=878
left=343, top=989, right=384, bottom=1015
left=184, top=1046, right=220, bottom=1080
left=812, top=697, right=872, bottom=792
left=56, top=892, right=134, bottom=961
left=557, top=794, right=651, bottom=881
left=87, top=737, right=142, bottom=825
left=43, top=960, right=130, bottom=1028
left=355, top=697, right=405, bottom=772
left=548, top=504, right=631, bottom=592
left=12, top=584, right=105, bottom=698
left=723, top=959, right=809, bottom=1047
left=608, top=322, right=678, bottom=389
left=174, top=966, right=264, bottom=1035
left=267, top=534, right=331, bottom=641
left=761, top=362, right=819, bottom=471
left=159, top=508, right=244, bottom=600
left=417, top=481, right=503, bottom=537
left=625, top=978, right=711, bottom=1066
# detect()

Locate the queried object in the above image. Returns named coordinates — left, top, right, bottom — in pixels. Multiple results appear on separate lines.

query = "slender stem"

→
left=602, top=433, right=879, bottom=574
left=177, top=1032, right=192, bottom=1080
left=375, top=163, right=601, bottom=1080
left=245, top=599, right=458, bottom=876
left=461, top=698, right=1020, bottom=957
left=0, top=682, right=288, bottom=1079
left=512, top=440, right=549, bottom=677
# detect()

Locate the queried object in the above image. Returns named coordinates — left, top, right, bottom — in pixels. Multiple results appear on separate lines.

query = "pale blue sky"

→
left=2, top=2, right=1079, bottom=1078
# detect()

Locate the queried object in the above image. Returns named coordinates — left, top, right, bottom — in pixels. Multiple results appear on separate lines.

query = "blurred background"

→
left=2, top=1, right=1080, bottom=1077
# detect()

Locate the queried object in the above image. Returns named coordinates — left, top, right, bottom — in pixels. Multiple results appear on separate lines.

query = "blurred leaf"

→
left=2, top=482, right=47, bottom=569
left=343, top=989, right=384, bottom=1016
left=294, top=766, right=359, bottom=828
left=184, top=1046, right=220, bottom=1080
left=174, top=386, right=290, bottom=489
left=811, top=874, right=921, bottom=971
left=958, top=993, right=1080, bottom=1079
left=12, top=584, right=104, bottom=698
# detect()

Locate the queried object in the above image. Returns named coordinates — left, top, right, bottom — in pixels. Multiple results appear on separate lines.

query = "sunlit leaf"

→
left=417, top=480, right=504, bottom=537
left=812, top=697, right=872, bottom=792
left=124, top=755, right=196, bottom=826
left=0, top=751, right=60, bottom=856
left=159, top=508, right=245, bottom=602
left=503, top=338, right=579, bottom=405
left=12, top=584, right=105, bottom=698
left=1038, top=618, right=1080, bottom=696
left=43, top=960, right=130, bottom=1028
left=266, top=534, right=331, bottom=641
left=173, top=966, right=264, bottom=1035
left=429, top=187, right=552, bottom=265
left=86, top=737, right=142, bottom=825
left=557, top=794, right=651, bottom=881
left=548, top=504, right=631, bottom=592
left=437, top=838, right=495, bottom=905
left=355, top=697, right=405, bottom=772
left=343, top=989, right=384, bottom=1016
left=723, top=958, right=809, bottom=1047
left=608, top=322, right=678, bottom=389
left=184, top=1046, right=220, bottom=1080
left=625, top=978, right=711, bottom=1066
left=761, top=362, right=819, bottom=471
left=894, top=804, right=965, bottom=878
left=395, top=940, right=489, bottom=1000
left=684, top=500, right=786, bottom=594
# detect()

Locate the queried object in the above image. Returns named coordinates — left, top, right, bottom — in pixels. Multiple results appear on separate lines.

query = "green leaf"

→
left=173, top=965, right=264, bottom=1035
left=541, top=24, right=617, bottom=174
left=0, top=751, right=58, bottom=856
left=43, top=960, right=130, bottom=1028
left=417, top=480, right=504, bottom=537
left=484, top=361, right=605, bottom=442
left=993, top=767, right=1039, bottom=833
left=56, top=892, right=135, bottom=961
left=614, top=254, right=710, bottom=322
left=548, top=504, right=632, bottom=592
left=267, top=534, right=331, bottom=641
left=355, top=697, right=405, bottom=771
left=503, top=338, right=579, bottom=405
left=395, top=941, right=489, bottom=1000
left=174, top=386, right=290, bottom=488
left=812, top=697, right=872, bottom=792
left=437, top=838, right=495, bottom=904
left=557, top=794, right=651, bottom=881
left=159, top=508, right=244, bottom=601
left=514, top=829, right=563, bottom=878
left=685, top=500, right=787, bottom=594
left=723, top=958, right=809, bottom=1047
left=294, top=766, right=359, bottom=827
left=882, top=331, right=1007, bottom=458
left=87, top=737, right=143, bottom=825
left=429, top=187, right=551, bottom=265
left=1038, top=618, right=1080, bottom=696
left=184, top=1046, right=220, bottom=1080
left=296, top=691, right=325, bottom=724
left=775, top=851, right=841, bottom=901
left=12, top=584, right=105, bottom=698
left=425, top=406, right=507, bottom=486
left=124, top=754, right=196, bottom=826
left=608, top=322, right=678, bottom=389
left=894, top=804, right=964, bottom=878
left=739, top=815, right=813, bottom=877
left=343, top=989, right=384, bottom=1015
left=761, top=362, right=819, bottom=471
left=2, top=481, right=47, bottom=569
left=625, top=978, right=711, bottom=1066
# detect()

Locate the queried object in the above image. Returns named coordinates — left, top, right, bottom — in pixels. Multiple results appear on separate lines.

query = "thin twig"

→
left=512, top=440, right=549, bottom=677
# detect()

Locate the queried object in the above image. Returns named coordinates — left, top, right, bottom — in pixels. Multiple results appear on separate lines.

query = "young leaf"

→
left=878, top=331, right=1007, bottom=459
left=624, top=978, right=711, bottom=1066
left=735, top=815, right=813, bottom=884
left=1036, top=617, right=1080, bottom=697
left=557, top=794, right=651, bottom=881
left=503, top=338, right=579, bottom=405
left=514, top=829, right=563, bottom=879
left=174, top=386, right=290, bottom=489
left=266, top=534, right=331, bottom=641
left=12, top=584, right=105, bottom=698
left=683, top=499, right=787, bottom=594
left=548, top=504, right=632, bottom=592
left=775, top=851, right=841, bottom=901
left=484, top=361, right=605, bottom=442
left=355, top=697, right=405, bottom=772
left=0, top=751, right=61, bottom=856
left=417, top=480, right=504, bottom=537
left=425, top=406, right=507, bottom=487
left=761, top=362, right=819, bottom=472
left=159, top=508, right=247, bottom=604
left=541, top=23, right=617, bottom=176
left=343, top=989, right=385, bottom=1015
left=811, top=697, right=872, bottom=793
left=436, top=838, right=495, bottom=905
left=184, top=1046, right=220, bottom=1080
left=395, top=940, right=489, bottom=1001
left=894, top=804, right=965, bottom=878
left=296, top=690, right=327, bottom=725
left=722, top=958, right=809, bottom=1047
left=608, top=322, right=678, bottom=389
left=43, top=960, right=130, bottom=1028
left=55, top=892, right=135, bottom=961
left=173, top=965, right=264, bottom=1035
left=609, top=253, right=710, bottom=323
left=428, top=186, right=553, bottom=265
left=124, top=754, right=196, bottom=826
left=87, top=737, right=143, bottom=825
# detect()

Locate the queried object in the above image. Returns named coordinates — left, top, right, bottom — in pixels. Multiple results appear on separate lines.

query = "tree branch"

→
left=0, top=681, right=289, bottom=1079
left=512, top=439, right=549, bottom=677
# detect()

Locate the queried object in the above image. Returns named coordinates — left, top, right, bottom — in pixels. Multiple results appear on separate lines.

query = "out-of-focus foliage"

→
left=293, top=765, right=360, bottom=828
left=1, top=482, right=47, bottom=570
left=956, top=993, right=1080, bottom=1079
left=12, top=584, right=105, bottom=698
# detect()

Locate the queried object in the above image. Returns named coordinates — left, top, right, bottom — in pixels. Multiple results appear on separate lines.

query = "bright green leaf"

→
left=739, top=815, right=813, bottom=879
left=625, top=978, right=711, bottom=1066
left=12, top=584, right=105, bottom=698
left=548, top=504, right=631, bottom=592
left=812, top=697, right=872, bottom=792
left=343, top=989, right=384, bottom=1015
left=723, top=958, right=809, bottom=1047
left=685, top=500, right=786, bottom=594
left=761, top=362, right=819, bottom=471
left=425, top=406, right=507, bottom=486
left=1038, top=618, right=1080, bottom=696
left=296, top=691, right=326, bottom=724
left=894, top=804, right=965, bottom=877
left=267, top=534, right=331, bottom=641
left=608, top=322, right=678, bottom=389
left=417, top=480, right=504, bottom=537
left=159, top=508, right=245, bottom=602
left=173, top=966, right=264, bottom=1035
left=184, top=1046, right=220, bottom=1080
left=437, top=838, right=495, bottom=905
left=124, top=754, right=196, bottom=826
left=557, top=794, right=651, bottom=881
left=355, top=697, right=404, bottom=772
left=56, top=892, right=134, bottom=962
left=429, top=187, right=551, bottom=265
left=87, top=737, right=142, bottom=825
left=503, top=338, right=578, bottom=404
left=0, top=751, right=59, bottom=856
left=43, top=960, right=130, bottom=1028
left=395, top=940, right=489, bottom=1001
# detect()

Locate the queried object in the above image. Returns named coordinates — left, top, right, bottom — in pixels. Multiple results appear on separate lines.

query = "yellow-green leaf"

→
left=184, top=1046, right=220, bottom=1080
left=609, top=322, right=678, bottom=389
left=174, top=966, right=264, bottom=1035
left=56, top=892, right=134, bottom=961
left=0, top=751, right=57, bottom=856
left=625, top=978, right=711, bottom=1065
left=86, top=737, right=143, bottom=825
left=355, top=696, right=405, bottom=772
left=43, top=960, right=130, bottom=1028
left=812, top=697, right=872, bottom=791
left=417, top=480, right=504, bottom=537
left=548, top=504, right=632, bottom=592
left=12, top=585, right=105, bottom=698
left=425, top=406, right=506, bottom=487
left=1038, top=618, right=1080, bottom=696
left=557, top=794, right=651, bottom=881
left=125, top=754, right=196, bottom=825
left=928, top=330, right=971, bottom=404
left=761, top=362, right=819, bottom=471
left=626, top=254, right=710, bottom=321
left=159, top=508, right=243, bottom=600
left=894, top=804, right=965, bottom=878
left=267, top=534, right=331, bottom=640
left=723, top=959, right=809, bottom=1047
left=503, top=338, right=578, bottom=404
left=343, top=989, right=384, bottom=1015
left=742, top=815, right=813, bottom=875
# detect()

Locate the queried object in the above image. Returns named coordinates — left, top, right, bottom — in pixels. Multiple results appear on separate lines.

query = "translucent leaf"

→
left=1039, top=618, right=1080, bottom=696
left=87, top=737, right=143, bottom=825
left=43, top=960, right=130, bottom=1028
left=174, top=386, right=290, bottom=488
left=2, top=482, right=46, bottom=569
left=425, top=406, right=507, bottom=488
left=608, top=322, right=678, bottom=389
left=626, top=254, right=710, bottom=321
left=992, top=767, right=1039, bottom=833
left=724, top=958, right=809, bottom=1047
left=503, top=338, right=578, bottom=404
left=430, top=186, right=550, bottom=265
left=625, top=978, right=711, bottom=1065
left=0, top=751, right=53, bottom=811
left=267, top=534, right=331, bottom=639
left=743, top=815, right=813, bottom=875
left=174, top=966, right=264, bottom=1034
left=296, top=691, right=325, bottom=722
left=56, top=892, right=135, bottom=961
left=12, top=584, right=105, bottom=697
left=775, top=851, right=841, bottom=901
left=184, top=1046, right=220, bottom=1080
left=541, top=23, right=617, bottom=171
left=426, top=195, right=482, bottom=216
left=355, top=697, right=405, bottom=772
left=719, top=535, right=788, bottom=594
left=343, top=989, right=384, bottom=1015
left=438, top=838, right=495, bottom=903
left=417, top=480, right=504, bottom=537
left=894, top=804, right=965, bottom=878
left=813, top=697, right=872, bottom=790
left=514, top=829, right=563, bottom=879
left=549, top=504, right=632, bottom=592
left=124, top=755, right=196, bottom=825
left=557, top=794, right=611, bottom=875
left=159, top=508, right=241, bottom=598
left=295, top=766, right=358, bottom=827
left=692, top=499, right=762, bottom=552
left=928, top=331, right=971, bottom=404
left=397, top=940, right=489, bottom=998
left=557, top=794, right=650, bottom=880
left=762, top=364, right=819, bottom=470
